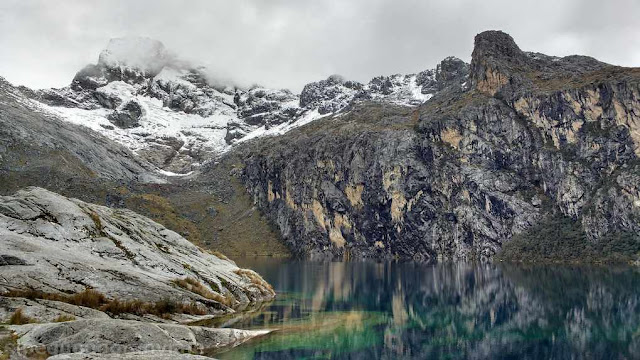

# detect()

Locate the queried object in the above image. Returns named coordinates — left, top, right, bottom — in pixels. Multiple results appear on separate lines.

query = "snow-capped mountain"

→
left=25, top=37, right=469, bottom=173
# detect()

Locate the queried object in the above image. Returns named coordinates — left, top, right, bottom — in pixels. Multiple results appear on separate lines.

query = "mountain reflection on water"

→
left=210, top=259, right=640, bottom=359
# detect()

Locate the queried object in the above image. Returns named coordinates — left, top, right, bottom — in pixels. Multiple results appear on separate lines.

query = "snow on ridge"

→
left=30, top=69, right=442, bottom=175
left=24, top=40, right=467, bottom=175
left=237, top=109, right=328, bottom=144
left=32, top=89, right=232, bottom=157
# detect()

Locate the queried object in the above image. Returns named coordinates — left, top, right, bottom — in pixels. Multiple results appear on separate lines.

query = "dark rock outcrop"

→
left=107, top=100, right=143, bottom=128
left=300, top=75, right=364, bottom=114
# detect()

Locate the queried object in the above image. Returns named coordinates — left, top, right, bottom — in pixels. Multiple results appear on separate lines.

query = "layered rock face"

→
left=0, top=187, right=274, bottom=312
left=240, top=31, right=640, bottom=261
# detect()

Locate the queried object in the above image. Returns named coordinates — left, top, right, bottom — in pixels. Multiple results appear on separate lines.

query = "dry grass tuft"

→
left=3, top=288, right=207, bottom=317
left=53, top=314, right=76, bottom=322
left=6, top=288, right=107, bottom=309
left=101, top=297, right=207, bottom=316
left=234, top=269, right=274, bottom=293
left=172, top=277, right=232, bottom=306
left=9, top=309, right=36, bottom=325
left=69, top=289, right=107, bottom=308
left=208, top=250, right=229, bottom=261
left=87, top=210, right=103, bottom=232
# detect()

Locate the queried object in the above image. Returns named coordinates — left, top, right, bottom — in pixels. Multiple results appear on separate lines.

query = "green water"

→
left=209, top=259, right=640, bottom=359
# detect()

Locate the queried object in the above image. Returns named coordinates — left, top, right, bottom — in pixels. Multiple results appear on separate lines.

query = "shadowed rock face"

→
left=0, top=187, right=275, bottom=312
left=238, top=30, right=640, bottom=261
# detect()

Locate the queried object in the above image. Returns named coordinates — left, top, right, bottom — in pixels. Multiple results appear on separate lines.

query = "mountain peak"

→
left=472, top=30, right=523, bottom=61
left=470, top=30, right=528, bottom=95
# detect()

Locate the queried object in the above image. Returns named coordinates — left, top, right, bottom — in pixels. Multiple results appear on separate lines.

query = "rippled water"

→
left=208, top=259, right=640, bottom=360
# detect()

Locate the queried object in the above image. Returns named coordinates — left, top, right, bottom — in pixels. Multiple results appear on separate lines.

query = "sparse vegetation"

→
left=125, top=193, right=201, bottom=243
left=234, top=269, right=274, bottom=293
left=87, top=210, right=103, bottom=234
left=526, top=66, right=640, bottom=92
left=3, top=288, right=208, bottom=317
left=8, top=309, right=36, bottom=325
left=172, top=277, right=232, bottom=306
left=109, top=238, right=137, bottom=260
left=69, top=288, right=108, bottom=308
left=209, top=250, right=229, bottom=261
left=4, top=288, right=107, bottom=309
left=100, top=297, right=207, bottom=317
left=0, top=331, right=19, bottom=360
left=53, top=314, right=76, bottom=322
left=498, top=215, right=640, bottom=264
left=155, top=243, right=171, bottom=254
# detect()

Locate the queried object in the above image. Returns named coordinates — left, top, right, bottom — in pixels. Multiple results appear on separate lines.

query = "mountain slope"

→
left=236, top=31, right=640, bottom=262
left=0, top=75, right=288, bottom=258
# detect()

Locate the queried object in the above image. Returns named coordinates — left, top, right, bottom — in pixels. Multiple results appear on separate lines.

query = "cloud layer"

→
left=1, top=0, right=639, bottom=91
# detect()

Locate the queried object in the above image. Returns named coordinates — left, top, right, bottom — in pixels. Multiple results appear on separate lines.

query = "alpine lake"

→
left=200, top=258, right=640, bottom=360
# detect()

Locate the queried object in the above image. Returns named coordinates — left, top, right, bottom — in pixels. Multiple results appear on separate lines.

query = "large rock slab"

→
left=0, top=297, right=109, bottom=323
left=11, top=319, right=270, bottom=357
left=0, top=187, right=275, bottom=313
left=49, top=351, right=212, bottom=360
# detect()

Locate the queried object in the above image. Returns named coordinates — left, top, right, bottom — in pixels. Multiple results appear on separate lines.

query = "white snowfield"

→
left=36, top=81, right=232, bottom=159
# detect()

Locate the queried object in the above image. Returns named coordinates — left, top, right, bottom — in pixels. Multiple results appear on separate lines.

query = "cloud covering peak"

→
left=0, top=0, right=639, bottom=91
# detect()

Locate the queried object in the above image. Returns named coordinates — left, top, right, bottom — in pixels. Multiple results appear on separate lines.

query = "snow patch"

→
left=238, top=109, right=329, bottom=143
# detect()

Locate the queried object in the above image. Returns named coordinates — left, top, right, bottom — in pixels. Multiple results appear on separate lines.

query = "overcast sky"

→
left=1, top=0, right=639, bottom=91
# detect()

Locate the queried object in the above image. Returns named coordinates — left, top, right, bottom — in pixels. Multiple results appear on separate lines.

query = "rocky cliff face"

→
left=239, top=31, right=640, bottom=262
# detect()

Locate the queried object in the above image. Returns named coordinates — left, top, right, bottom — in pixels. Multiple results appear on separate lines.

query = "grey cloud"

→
left=0, top=0, right=638, bottom=91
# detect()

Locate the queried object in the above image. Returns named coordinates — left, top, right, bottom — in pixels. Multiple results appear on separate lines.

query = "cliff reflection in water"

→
left=215, top=260, right=640, bottom=359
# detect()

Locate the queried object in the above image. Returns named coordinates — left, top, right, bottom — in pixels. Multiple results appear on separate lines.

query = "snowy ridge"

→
left=26, top=38, right=469, bottom=174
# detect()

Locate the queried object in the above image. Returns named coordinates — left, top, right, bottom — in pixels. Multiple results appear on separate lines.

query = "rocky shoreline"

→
left=0, top=187, right=275, bottom=358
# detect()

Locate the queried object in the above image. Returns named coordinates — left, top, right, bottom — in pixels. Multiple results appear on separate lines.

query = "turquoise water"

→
left=211, top=259, right=640, bottom=359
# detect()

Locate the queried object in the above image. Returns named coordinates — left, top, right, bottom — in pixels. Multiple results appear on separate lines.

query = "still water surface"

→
left=210, top=259, right=640, bottom=359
